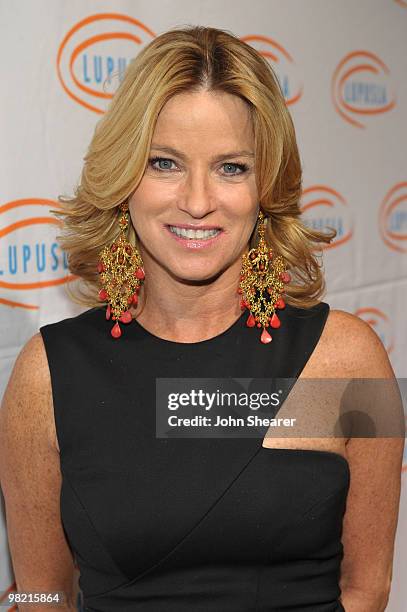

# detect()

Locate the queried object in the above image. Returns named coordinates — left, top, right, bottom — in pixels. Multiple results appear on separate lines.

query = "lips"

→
left=164, top=223, right=224, bottom=249
left=166, top=224, right=222, bottom=230
left=168, top=225, right=221, bottom=240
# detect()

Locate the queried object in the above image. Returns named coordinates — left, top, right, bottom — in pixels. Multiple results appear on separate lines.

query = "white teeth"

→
left=169, top=226, right=220, bottom=239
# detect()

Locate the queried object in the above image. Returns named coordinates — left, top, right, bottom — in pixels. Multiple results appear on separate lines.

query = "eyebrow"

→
left=150, top=144, right=255, bottom=161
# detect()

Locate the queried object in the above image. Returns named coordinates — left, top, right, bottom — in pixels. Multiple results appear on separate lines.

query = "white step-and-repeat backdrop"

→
left=1, top=1, right=406, bottom=609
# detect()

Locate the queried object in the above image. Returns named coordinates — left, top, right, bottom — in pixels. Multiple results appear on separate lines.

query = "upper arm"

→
left=0, top=332, right=76, bottom=610
left=327, top=310, right=405, bottom=607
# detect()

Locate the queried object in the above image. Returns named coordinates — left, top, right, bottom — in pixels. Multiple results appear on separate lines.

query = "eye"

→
left=148, top=157, right=249, bottom=176
left=222, top=162, right=249, bottom=175
left=148, top=157, right=177, bottom=172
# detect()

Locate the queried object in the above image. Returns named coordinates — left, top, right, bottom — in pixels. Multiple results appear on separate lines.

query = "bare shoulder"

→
left=0, top=333, right=76, bottom=599
left=312, top=307, right=395, bottom=378
left=0, top=331, right=58, bottom=458
left=325, top=310, right=404, bottom=605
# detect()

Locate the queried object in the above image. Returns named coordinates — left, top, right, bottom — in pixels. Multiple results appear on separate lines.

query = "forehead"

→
left=153, top=90, right=254, bottom=147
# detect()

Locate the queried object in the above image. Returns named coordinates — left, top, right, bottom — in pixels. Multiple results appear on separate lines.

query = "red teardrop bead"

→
left=119, top=310, right=132, bottom=324
left=270, top=312, right=281, bottom=328
left=261, top=327, right=272, bottom=344
left=237, top=287, right=243, bottom=294
left=132, top=293, right=138, bottom=304
left=97, top=261, right=104, bottom=273
left=280, top=271, right=291, bottom=283
left=246, top=313, right=256, bottom=328
left=135, top=268, right=145, bottom=280
left=276, top=297, right=285, bottom=309
left=106, top=304, right=111, bottom=320
left=98, top=288, right=108, bottom=301
left=111, top=322, right=122, bottom=338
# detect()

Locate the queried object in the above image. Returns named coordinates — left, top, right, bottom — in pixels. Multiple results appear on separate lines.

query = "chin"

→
left=169, top=265, right=224, bottom=284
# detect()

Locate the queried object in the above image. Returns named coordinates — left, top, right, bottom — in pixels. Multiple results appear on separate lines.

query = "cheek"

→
left=219, top=177, right=257, bottom=205
left=130, top=177, right=174, bottom=213
left=128, top=186, right=154, bottom=227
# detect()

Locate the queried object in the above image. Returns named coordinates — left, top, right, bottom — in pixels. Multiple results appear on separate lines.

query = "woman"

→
left=0, top=25, right=404, bottom=612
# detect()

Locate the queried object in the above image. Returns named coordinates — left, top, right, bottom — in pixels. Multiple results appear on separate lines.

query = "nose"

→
left=177, top=167, right=216, bottom=219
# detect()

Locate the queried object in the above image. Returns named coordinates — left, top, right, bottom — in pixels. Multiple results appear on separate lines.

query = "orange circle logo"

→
left=240, top=34, right=303, bottom=106
left=57, top=13, right=155, bottom=114
left=300, top=185, right=353, bottom=249
left=0, top=199, right=77, bottom=310
left=331, top=50, right=396, bottom=128
left=378, top=182, right=407, bottom=253
left=355, top=307, right=394, bottom=354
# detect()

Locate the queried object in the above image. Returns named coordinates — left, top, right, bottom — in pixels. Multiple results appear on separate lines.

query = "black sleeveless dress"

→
left=39, top=301, right=349, bottom=612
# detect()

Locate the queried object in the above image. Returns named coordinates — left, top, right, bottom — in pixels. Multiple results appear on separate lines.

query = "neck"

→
left=129, top=259, right=244, bottom=343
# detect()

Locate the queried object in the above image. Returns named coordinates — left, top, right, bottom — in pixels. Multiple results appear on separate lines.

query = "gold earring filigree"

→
left=238, top=210, right=291, bottom=344
left=97, top=202, right=145, bottom=339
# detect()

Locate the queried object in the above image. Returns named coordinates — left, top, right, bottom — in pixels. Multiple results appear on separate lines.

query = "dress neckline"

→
left=131, top=308, right=248, bottom=346
left=96, top=303, right=349, bottom=471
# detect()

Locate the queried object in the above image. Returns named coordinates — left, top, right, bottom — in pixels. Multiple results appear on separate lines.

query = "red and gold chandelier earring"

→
left=96, top=201, right=145, bottom=339
left=238, top=209, right=291, bottom=344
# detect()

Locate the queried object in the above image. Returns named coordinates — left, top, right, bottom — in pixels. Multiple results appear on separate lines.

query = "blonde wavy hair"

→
left=54, top=24, right=336, bottom=310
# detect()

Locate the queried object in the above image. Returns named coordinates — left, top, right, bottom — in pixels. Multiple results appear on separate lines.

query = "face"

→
left=128, top=89, right=259, bottom=284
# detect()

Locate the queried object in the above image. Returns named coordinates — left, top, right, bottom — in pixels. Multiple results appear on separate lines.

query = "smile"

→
left=168, top=226, right=221, bottom=239
left=165, top=225, right=224, bottom=249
